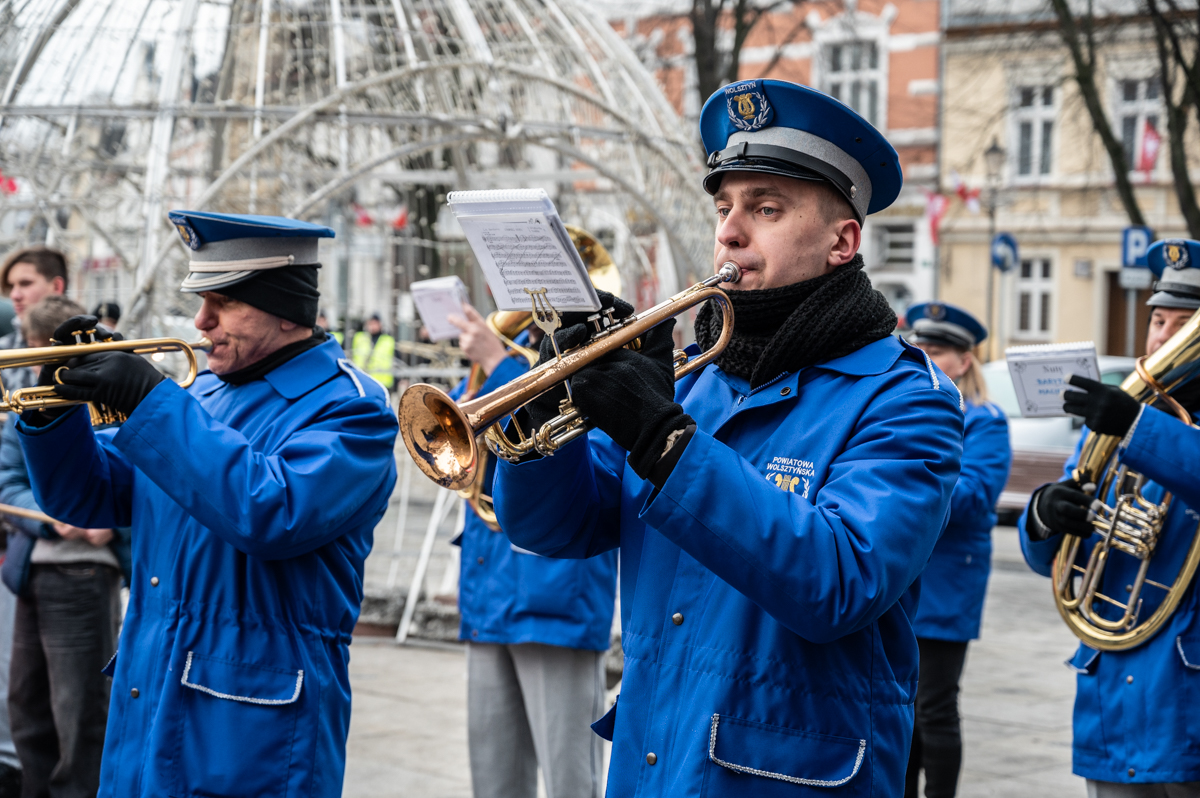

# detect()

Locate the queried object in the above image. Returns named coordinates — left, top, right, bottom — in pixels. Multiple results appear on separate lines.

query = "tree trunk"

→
left=1047, top=0, right=1148, bottom=227
left=1147, top=0, right=1200, bottom=236
left=691, top=0, right=726, bottom=105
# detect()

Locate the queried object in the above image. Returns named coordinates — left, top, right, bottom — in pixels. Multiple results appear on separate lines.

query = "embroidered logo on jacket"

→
left=765, top=457, right=815, bottom=499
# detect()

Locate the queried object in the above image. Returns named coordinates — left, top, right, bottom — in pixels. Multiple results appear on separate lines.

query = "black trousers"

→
left=9, top=564, right=119, bottom=798
left=905, top=637, right=969, bottom=798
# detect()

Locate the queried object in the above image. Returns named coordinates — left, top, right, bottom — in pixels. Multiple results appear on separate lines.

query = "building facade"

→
left=611, top=0, right=944, bottom=313
left=939, top=0, right=1199, bottom=357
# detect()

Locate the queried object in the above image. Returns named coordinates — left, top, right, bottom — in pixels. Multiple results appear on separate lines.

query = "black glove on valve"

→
left=1062, top=375, right=1141, bottom=438
left=22, top=316, right=123, bottom=427
left=570, top=317, right=693, bottom=480
left=524, top=291, right=636, bottom=432
left=1029, top=479, right=1096, bottom=541
left=53, top=352, right=164, bottom=419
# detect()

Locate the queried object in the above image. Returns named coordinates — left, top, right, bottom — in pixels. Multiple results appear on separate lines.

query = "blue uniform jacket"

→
left=1019, top=408, right=1200, bottom=784
left=15, top=339, right=398, bottom=798
left=913, top=400, right=1011, bottom=641
left=450, top=353, right=617, bottom=651
left=0, top=415, right=132, bottom=595
left=494, top=336, right=963, bottom=797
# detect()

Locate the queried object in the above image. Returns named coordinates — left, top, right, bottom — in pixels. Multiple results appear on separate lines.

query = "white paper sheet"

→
left=411, top=276, right=469, bottom=342
left=448, top=190, right=601, bottom=313
left=1005, top=341, right=1101, bottom=417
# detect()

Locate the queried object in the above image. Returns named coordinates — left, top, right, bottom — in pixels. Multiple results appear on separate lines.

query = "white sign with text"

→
left=1006, top=341, right=1101, bottom=417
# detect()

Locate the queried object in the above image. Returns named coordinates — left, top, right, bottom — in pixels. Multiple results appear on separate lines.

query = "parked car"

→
left=982, top=356, right=1137, bottom=525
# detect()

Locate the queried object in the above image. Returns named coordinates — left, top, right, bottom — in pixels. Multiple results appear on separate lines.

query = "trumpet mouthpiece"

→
left=718, top=262, right=742, bottom=283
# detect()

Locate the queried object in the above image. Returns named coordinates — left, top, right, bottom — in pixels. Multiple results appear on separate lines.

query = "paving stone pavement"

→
left=344, top=526, right=1088, bottom=797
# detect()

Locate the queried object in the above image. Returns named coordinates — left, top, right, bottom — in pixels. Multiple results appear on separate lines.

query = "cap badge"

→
left=1164, top=239, right=1191, bottom=270
left=724, top=80, right=773, bottom=132
left=174, top=221, right=202, bottom=251
left=927, top=303, right=945, bottom=321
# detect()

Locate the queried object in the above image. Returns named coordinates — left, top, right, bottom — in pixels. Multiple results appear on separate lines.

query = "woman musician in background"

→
left=904, top=302, right=1012, bottom=798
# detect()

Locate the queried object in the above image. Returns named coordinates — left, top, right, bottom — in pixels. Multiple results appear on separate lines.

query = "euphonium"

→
left=1053, top=310, right=1200, bottom=650
left=0, top=332, right=212, bottom=426
left=398, top=261, right=741, bottom=491
left=455, top=225, right=620, bottom=529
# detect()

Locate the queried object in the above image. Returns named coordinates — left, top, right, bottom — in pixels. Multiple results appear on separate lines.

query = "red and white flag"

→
left=924, top=191, right=950, bottom=245
left=353, top=204, right=374, bottom=226
left=1138, top=119, right=1162, bottom=175
left=950, top=170, right=981, bottom=214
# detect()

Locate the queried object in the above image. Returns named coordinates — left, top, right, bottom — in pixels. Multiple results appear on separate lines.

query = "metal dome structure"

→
left=0, top=0, right=713, bottom=332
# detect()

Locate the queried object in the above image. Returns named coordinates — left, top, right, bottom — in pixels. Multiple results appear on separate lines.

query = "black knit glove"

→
left=21, top=316, right=122, bottom=427
left=570, top=317, right=692, bottom=480
left=524, top=291, right=636, bottom=431
left=50, top=315, right=121, bottom=346
left=53, top=352, right=164, bottom=417
left=1029, top=480, right=1096, bottom=540
left=1062, top=375, right=1141, bottom=437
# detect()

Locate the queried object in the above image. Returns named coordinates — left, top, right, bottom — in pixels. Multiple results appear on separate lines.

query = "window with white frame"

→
left=823, top=41, right=882, bottom=127
left=1116, top=78, right=1162, bottom=172
left=874, top=222, right=915, bottom=270
left=1014, top=257, right=1053, bottom=337
left=1011, top=86, right=1055, bottom=178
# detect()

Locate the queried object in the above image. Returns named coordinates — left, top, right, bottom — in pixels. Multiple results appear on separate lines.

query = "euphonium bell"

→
left=398, top=262, right=741, bottom=491
left=1053, top=310, right=1200, bottom=651
left=0, top=331, right=212, bottom=426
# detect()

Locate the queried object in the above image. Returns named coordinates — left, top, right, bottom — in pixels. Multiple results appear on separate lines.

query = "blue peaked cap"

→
left=168, top=210, right=334, bottom=293
left=906, top=301, right=987, bottom=349
left=699, top=79, right=903, bottom=221
left=1146, top=238, right=1200, bottom=310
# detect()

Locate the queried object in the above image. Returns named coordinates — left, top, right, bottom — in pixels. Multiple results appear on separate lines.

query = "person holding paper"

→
left=903, top=303, right=1011, bottom=798
left=10, top=211, right=399, bottom=798
left=1019, top=238, right=1200, bottom=795
left=492, top=80, right=964, bottom=795
left=446, top=300, right=617, bottom=798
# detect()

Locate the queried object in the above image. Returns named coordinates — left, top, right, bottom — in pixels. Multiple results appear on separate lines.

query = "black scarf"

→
left=218, top=328, right=327, bottom=385
left=694, top=254, right=897, bottom=388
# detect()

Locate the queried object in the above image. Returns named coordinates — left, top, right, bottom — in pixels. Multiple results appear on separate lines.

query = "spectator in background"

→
left=90, top=303, right=120, bottom=331
left=0, top=245, right=71, bottom=798
left=316, top=311, right=342, bottom=346
left=0, top=247, right=67, bottom=394
left=351, top=313, right=395, bottom=389
left=0, top=295, right=126, bottom=798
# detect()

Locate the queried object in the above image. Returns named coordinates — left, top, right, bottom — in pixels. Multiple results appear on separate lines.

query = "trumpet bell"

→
left=399, top=383, right=479, bottom=490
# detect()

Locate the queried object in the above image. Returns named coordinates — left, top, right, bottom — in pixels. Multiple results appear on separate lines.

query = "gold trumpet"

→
left=455, top=225, right=622, bottom=529
left=398, top=262, right=741, bottom=491
left=1054, top=309, right=1200, bottom=650
left=0, top=334, right=212, bottom=426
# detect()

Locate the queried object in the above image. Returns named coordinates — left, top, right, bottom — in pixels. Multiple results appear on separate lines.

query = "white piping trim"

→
left=919, top=351, right=965, bottom=412
left=180, top=651, right=304, bottom=705
left=1177, top=636, right=1200, bottom=670
left=707, top=714, right=865, bottom=788
left=1063, top=646, right=1099, bottom=674
left=1119, top=404, right=1146, bottom=452
left=337, top=358, right=367, bottom=398
left=187, top=254, right=295, bottom=272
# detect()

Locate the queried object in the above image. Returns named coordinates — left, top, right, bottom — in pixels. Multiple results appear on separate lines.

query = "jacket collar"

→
left=196, top=338, right=342, bottom=399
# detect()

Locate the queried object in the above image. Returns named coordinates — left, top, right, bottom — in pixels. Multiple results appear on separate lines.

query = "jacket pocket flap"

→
left=181, top=652, right=303, bottom=705
left=591, top=697, right=617, bottom=741
left=1065, top=643, right=1100, bottom=674
left=708, top=714, right=865, bottom=788
left=1177, top=636, right=1200, bottom=670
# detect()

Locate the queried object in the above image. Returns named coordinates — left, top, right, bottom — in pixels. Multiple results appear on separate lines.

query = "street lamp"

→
left=983, top=137, right=1005, bottom=360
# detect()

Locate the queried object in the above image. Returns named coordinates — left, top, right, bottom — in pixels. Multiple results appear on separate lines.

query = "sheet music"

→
left=1005, top=341, right=1100, bottom=417
left=448, top=190, right=601, bottom=313
left=411, top=276, right=469, bottom=342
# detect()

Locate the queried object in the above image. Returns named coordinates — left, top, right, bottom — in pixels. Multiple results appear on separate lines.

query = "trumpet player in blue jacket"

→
left=1019, top=238, right=1200, bottom=796
left=903, top=303, right=1011, bottom=798
left=445, top=303, right=618, bottom=798
left=492, top=80, right=965, bottom=797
